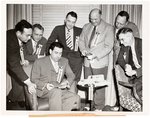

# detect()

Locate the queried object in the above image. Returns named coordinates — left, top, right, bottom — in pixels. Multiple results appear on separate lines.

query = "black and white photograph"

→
left=1, top=0, right=150, bottom=117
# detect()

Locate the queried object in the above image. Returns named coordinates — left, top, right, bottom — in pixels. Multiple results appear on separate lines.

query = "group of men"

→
left=7, top=8, right=142, bottom=111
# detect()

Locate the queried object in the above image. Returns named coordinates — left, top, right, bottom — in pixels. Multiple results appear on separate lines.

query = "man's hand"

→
left=46, top=83, right=54, bottom=91
left=81, top=50, right=88, bottom=56
left=59, top=80, right=70, bottom=89
left=86, top=53, right=97, bottom=61
left=38, top=55, right=45, bottom=59
left=21, top=60, right=29, bottom=66
left=24, top=79, right=37, bottom=94
left=125, top=64, right=132, bottom=72
left=125, top=64, right=136, bottom=76
left=126, top=70, right=136, bottom=76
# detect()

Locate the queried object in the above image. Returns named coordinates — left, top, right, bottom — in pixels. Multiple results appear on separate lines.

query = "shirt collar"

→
left=18, top=38, right=22, bottom=46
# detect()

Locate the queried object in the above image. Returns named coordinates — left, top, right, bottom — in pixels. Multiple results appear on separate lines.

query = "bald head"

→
left=89, top=8, right=102, bottom=26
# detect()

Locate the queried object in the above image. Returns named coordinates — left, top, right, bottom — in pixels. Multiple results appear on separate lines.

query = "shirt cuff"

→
left=24, top=78, right=30, bottom=84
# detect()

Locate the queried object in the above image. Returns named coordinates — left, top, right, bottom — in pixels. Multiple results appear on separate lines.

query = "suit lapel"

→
left=73, top=27, right=76, bottom=49
left=62, top=25, right=66, bottom=41
left=47, top=56, right=56, bottom=73
left=134, top=38, right=141, bottom=65
left=27, top=40, right=34, bottom=54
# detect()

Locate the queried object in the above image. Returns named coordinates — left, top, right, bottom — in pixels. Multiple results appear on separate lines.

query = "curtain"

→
left=7, top=4, right=32, bottom=30
left=6, top=4, right=142, bottom=107
left=99, top=4, right=142, bottom=38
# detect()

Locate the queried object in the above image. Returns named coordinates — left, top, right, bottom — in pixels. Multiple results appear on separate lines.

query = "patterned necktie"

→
left=33, top=41, right=37, bottom=54
left=66, top=29, right=73, bottom=50
left=20, top=42, right=25, bottom=64
left=88, top=26, right=96, bottom=48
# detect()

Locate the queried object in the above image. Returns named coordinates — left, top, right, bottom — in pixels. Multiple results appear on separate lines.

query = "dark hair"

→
left=32, top=24, right=44, bottom=31
left=117, top=11, right=129, bottom=22
left=49, top=42, right=64, bottom=51
left=116, top=27, right=133, bottom=40
left=15, top=19, right=32, bottom=33
left=66, top=11, right=77, bottom=19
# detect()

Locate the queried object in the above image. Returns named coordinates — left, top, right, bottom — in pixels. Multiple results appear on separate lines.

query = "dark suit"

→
left=31, top=56, right=80, bottom=111
left=7, top=29, right=28, bottom=101
left=116, top=37, right=142, bottom=99
left=46, top=25, right=83, bottom=82
left=23, top=37, right=47, bottom=62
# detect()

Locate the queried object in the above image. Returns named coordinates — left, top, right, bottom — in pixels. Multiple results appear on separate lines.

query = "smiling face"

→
left=17, top=28, right=32, bottom=43
left=89, top=10, right=101, bottom=26
left=65, top=14, right=77, bottom=30
left=115, top=15, right=127, bottom=29
left=32, top=27, right=43, bottom=42
left=118, top=32, right=133, bottom=47
left=49, top=47, right=63, bottom=62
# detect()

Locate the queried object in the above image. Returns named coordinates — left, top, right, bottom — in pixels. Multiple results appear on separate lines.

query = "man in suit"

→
left=23, top=24, right=47, bottom=63
left=46, top=11, right=83, bottom=84
left=31, top=42, right=80, bottom=111
left=114, top=11, right=140, bottom=38
left=79, top=8, right=114, bottom=110
left=113, top=11, right=140, bottom=67
left=7, top=20, right=36, bottom=105
left=116, top=27, right=142, bottom=101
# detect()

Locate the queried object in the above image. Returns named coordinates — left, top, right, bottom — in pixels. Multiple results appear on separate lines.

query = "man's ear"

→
left=16, top=31, right=21, bottom=37
left=49, top=49, right=52, bottom=55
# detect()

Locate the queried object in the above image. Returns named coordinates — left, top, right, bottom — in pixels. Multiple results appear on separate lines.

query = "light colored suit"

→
left=31, top=56, right=80, bottom=111
left=79, top=19, right=114, bottom=69
left=79, top=19, right=115, bottom=109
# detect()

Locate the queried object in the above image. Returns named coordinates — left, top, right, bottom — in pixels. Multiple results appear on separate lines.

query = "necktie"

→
left=88, top=26, right=96, bottom=48
left=66, top=29, right=73, bottom=50
left=20, top=42, right=25, bottom=64
left=33, top=41, right=37, bottom=54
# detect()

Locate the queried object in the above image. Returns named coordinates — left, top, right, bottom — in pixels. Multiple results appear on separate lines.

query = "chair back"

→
left=114, top=65, right=142, bottom=112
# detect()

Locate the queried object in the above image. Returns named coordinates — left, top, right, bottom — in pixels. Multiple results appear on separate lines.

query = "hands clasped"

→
left=125, top=64, right=136, bottom=76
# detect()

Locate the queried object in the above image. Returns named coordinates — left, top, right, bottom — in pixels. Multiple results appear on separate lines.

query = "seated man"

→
left=23, top=24, right=47, bottom=63
left=116, top=27, right=142, bottom=102
left=31, top=42, right=80, bottom=111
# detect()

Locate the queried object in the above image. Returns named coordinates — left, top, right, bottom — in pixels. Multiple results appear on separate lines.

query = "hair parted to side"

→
left=117, top=11, right=129, bottom=22
left=66, top=11, right=77, bottom=19
left=15, top=19, right=32, bottom=33
left=49, top=42, right=64, bottom=51
left=32, top=24, right=44, bottom=31
left=116, top=27, right=133, bottom=40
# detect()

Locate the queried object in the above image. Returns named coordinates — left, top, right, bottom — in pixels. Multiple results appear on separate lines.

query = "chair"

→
left=114, top=65, right=142, bottom=112
left=24, top=81, right=80, bottom=110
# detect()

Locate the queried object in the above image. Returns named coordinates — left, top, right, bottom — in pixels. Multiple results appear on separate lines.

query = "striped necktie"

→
left=66, top=29, right=73, bottom=50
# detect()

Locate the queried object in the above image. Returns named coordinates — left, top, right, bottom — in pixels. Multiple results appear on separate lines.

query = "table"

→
left=77, top=75, right=110, bottom=111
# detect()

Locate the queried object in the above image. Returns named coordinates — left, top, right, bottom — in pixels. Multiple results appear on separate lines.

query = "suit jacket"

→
left=46, top=25, right=82, bottom=58
left=116, top=37, right=142, bottom=78
left=31, top=56, right=75, bottom=97
left=23, top=37, right=47, bottom=62
left=126, top=21, right=140, bottom=38
left=7, top=29, right=28, bottom=81
left=79, top=19, right=114, bottom=68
